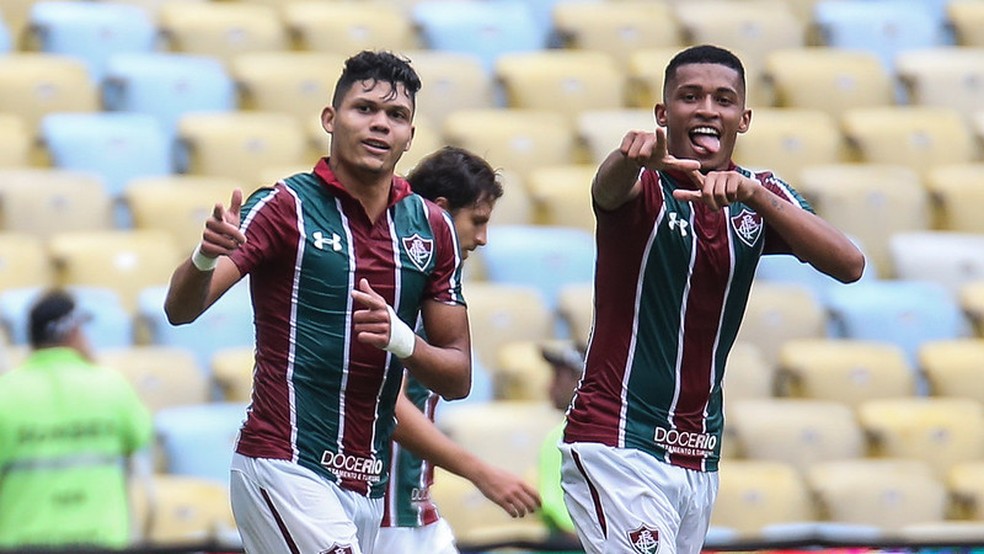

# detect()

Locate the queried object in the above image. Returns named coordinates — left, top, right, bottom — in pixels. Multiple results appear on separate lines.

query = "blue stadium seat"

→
left=28, top=1, right=156, bottom=82
left=476, top=224, right=595, bottom=311
left=0, top=285, right=133, bottom=350
left=102, top=53, right=236, bottom=139
left=40, top=112, right=173, bottom=203
left=412, top=0, right=548, bottom=74
left=0, top=15, right=11, bottom=53
left=138, top=280, right=255, bottom=372
left=824, top=280, right=972, bottom=372
left=154, top=401, right=247, bottom=483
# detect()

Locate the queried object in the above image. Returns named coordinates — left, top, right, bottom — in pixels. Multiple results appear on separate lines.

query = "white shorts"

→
left=374, top=518, right=458, bottom=554
left=559, top=442, right=718, bottom=554
left=230, top=453, right=384, bottom=554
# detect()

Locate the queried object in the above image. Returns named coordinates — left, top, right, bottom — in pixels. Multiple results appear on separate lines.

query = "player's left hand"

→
left=672, top=170, right=759, bottom=211
left=473, top=464, right=542, bottom=518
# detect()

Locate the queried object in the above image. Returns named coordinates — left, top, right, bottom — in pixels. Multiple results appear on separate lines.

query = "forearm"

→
left=401, top=343, right=471, bottom=401
left=392, top=395, right=481, bottom=478
left=592, top=149, right=642, bottom=211
left=747, top=186, right=865, bottom=283
left=164, top=257, right=241, bottom=325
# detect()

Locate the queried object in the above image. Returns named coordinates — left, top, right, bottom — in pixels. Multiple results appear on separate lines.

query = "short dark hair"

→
left=407, top=146, right=503, bottom=211
left=29, top=289, right=86, bottom=348
left=332, top=50, right=422, bottom=110
left=663, top=44, right=746, bottom=100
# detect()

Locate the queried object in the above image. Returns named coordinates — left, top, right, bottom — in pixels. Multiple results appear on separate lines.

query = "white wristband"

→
left=384, top=305, right=416, bottom=359
left=191, top=244, right=218, bottom=272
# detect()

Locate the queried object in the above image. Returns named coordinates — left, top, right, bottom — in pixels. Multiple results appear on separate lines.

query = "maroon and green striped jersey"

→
left=229, top=159, right=465, bottom=498
left=564, top=165, right=812, bottom=472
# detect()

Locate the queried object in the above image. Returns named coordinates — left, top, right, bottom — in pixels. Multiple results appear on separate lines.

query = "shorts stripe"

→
left=261, top=487, right=301, bottom=554
left=572, top=448, right=607, bottom=538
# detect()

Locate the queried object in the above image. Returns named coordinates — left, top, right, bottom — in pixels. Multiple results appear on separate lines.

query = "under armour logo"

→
left=668, top=212, right=689, bottom=237
left=313, top=231, right=342, bottom=251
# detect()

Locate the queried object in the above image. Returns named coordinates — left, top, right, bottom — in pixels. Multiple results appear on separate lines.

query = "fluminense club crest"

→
left=402, top=233, right=434, bottom=271
left=319, top=545, right=354, bottom=554
left=730, top=208, right=763, bottom=248
left=628, top=524, right=660, bottom=554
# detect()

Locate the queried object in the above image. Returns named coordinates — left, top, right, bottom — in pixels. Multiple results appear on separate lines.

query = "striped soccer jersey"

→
left=381, top=374, right=441, bottom=528
left=229, top=158, right=464, bottom=498
left=564, top=165, right=812, bottom=472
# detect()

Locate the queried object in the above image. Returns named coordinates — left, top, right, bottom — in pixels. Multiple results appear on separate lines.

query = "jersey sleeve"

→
left=228, top=185, right=296, bottom=275
left=759, top=172, right=816, bottom=255
left=423, top=205, right=465, bottom=306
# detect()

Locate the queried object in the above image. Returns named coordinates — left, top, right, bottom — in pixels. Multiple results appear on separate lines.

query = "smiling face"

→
left=655, top=62, right=751, bottom=172
left=322, top=79, right=415, bottom=181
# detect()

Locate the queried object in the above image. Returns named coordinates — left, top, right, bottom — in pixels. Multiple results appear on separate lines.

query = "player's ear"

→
left=433, top=197, right=451, bottom=210
left=654, top=103, right=667, bottom=127
left=737, top=108, right=752, bottom=134
left=321, top=106, right=335, bottom=134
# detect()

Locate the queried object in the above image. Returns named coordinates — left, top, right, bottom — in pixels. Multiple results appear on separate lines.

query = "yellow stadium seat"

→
left=859, top=397, right=984, bottom=477
left=765, top=48, right=895, bottom=119
left=841, top=106, right=976, bottom=181
left=712, top=460, right=816, bottom=538
left=47, top=229, right=182, bottom=314
left=0, top=114, right=31, bottom=168
left=463, top=282, right=554, bottom=373
left=494, top=50, right=625, bottom=124
left=400, top=49, right=494, bottom=127
left=158, top=2, right=288, bottom=64
left=919, top=339, right=984, bottom=403
left=722, top=341, right=775, bottom=406
left=177, top=112, right=310, bottom=187
left=98, top=346, right=208, bottom=413
left=925, top=164, right=984, bottom=233
left=888, top=231, right=984, bottom=295
left=778, top=339, right=916, bottom=408
left=494, top=339, right=571, bottom=402
left=552, top=1, right=681, bottom=69
left=211, top=346, right=255, bottom=403
left=732, top=108, right=844, bottom=183
left=486, top=169, right=534, bottom=228
left=442, top=109, right=578, bottom=183
left=556, top=282, right=593, bottom=348
left=137, top=474, right=238, bottom=546
left=896, top=47, right=984, bottom=124
left=576, top=108, right=656, bottom=165
left=948, top=0, right=984, bottom=47
left=734, top=282, right=827, bottom=367
left=947, top=460, right=984, bottom=519
left=125, top=175, right=244, bottom=253
left=961, top=280, right=984, bottom=337
left=807, top=459, right=946, bottom=531
left=0, top=168, right=113, bottom=239
left=525, top=164, right=594, bottom=232
left=0, top=233, right=53, bottom=292
left=797, top=164, right=929, bottom=278
left=625, top=47, right=684, bottom=109
left=283, top=1, right=419, bottom=54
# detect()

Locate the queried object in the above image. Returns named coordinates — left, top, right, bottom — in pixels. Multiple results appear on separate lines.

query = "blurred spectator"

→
left=0, top=289, right=152, bottom=549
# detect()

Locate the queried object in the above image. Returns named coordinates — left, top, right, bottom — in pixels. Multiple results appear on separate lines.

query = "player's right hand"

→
left=200, top=188, right=247, bottom=258
left=620, top=128, right=701, bottom=175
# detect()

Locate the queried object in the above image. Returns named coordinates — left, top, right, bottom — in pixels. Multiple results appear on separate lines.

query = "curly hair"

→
left=332, top=50, right=422, bottom=109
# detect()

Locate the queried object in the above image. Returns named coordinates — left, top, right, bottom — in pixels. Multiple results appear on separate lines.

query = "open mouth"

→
left=363, top=139, right=390, bottom=153
left=689, top=126, right=721, bottom=155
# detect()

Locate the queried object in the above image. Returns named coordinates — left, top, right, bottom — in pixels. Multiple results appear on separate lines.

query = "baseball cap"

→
left=540, top=341, right=585, bottom=374
left=29, top=289, right=92, bottom=347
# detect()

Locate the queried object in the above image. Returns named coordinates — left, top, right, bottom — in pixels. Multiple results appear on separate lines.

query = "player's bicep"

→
left=419, top=298, right=470, bottom=353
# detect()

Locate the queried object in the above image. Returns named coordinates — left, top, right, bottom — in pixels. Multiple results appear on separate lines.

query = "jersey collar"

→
left=313, top=157, right=412, bottom=207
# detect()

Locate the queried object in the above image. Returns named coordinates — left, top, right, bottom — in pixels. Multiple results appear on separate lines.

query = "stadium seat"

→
left=889, top=231, right=984, bottom=295
left=283, top=1, right=418, bottom=54
left=764, top=48, right=895, bottom=120
left=176, top=112, right=309, bottom=187
left=625, top=47, right=685, bottom=109
left=157, top=2, right=288, bottom=64
left=858, top=397, right=984, bottom=477
left=400, top=50, right=495, bottom=127
left=896, top=47, right=984, bottom=123
left=411, top=0, right=548, bottom=73
left=210, top=346, right=254, bottom=403
left=947, top=460, right=984, bottom=520
left=711, top=459, right=816, bottom=538
left=948, top=0, right=984, bottom=47
left=0, top=54, right=98, bottom=142
left=812, top=0, right=950, bottom=73
left=919, top=339, right=984, bottom=403
left=797, top=164, right=929, bottom=278
left=494, top=50, right=625, bottom=124
left=40, top=112, right=174, bottom=202
left=960, top=280, right=984, bottom=338
left=486, top=169, right=534, bottom=228
left=806, top=459, right=946, bottom=531
left=442, top=109, right=578, bottom=183
left=0, top=114, right=30, bottom=168
left=0, top=285, right=133, bottom=350
left=576, top=108, right=656, bottom=165
left=722, top=341, right=775, bottom=407
left=925, top=164, right=984, bottom=233
left=48, top=229, right=182, bottom=314
left=27, top=1, right=156, bottom=81
left=734, top=282, right=827, bottom=367
left=777, top=339, right=916, bottom=408
left=138, top=474, right=238, bottom=547
left=732, top=108, right=844, bottom=183
left=824, top=279, right=971, bottom=370
left=841, top=106, right=977, bottom=181
left=476, top=225, right=595, bottom=311
left=0, top=233, right=53, bottom=292
left=755, top=242, right=878, bottom=302
left=673, top=0, right=807, bottom=107
left=138, top=280, right=255, bottom=370
left=525, top=164, right=594, bottom=231
left=154, top=401, right=247, bottom=483
left=98, top=346, right=209, bottom=413
left=0, top=168, right=114, bottom=239
left=460, top=282, right=554, bottom=373
left=551, top=1, right=681, bottom=69
left=230, top=51, right=346, bottom=131
left=103, top=53, right=237, bottom=139
left=125, top=175, right=245, bottom=253
left=494, top=339, right=567, bottom=402
left=556, top=282, right=593, bottom=348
